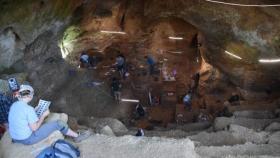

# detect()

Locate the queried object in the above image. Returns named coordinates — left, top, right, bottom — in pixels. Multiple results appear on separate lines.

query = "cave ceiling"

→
left=0, top=0, right=280, bottom=90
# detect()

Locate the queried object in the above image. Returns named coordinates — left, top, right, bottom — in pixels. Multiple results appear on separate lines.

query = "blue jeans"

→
left=149, top=64, right=155, bottom=75
left=13, top=120, right=69, bottom=145
left=184, top=101, right=191, bottom=109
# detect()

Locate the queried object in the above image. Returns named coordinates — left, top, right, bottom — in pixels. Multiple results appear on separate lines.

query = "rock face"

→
left=0, top=28, right=24, bottom=70
left=0, top=113, right=67, bottom=158
left=0, top=0, right=83, bottom=72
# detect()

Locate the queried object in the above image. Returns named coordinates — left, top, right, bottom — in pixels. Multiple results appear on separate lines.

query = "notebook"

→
left=35, top=99, right=51, bottom=117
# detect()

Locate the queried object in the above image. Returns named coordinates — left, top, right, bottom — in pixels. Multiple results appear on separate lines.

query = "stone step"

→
left=79, top=135, right=198, bottom=158
left=228, top=101, right=278, bottom=113
left=233, top=110, right=276, bottom=119
left=189, top=124, right=268, bottom=147
left=265, top=122, right=280, bottom=132
left=196, top=143, right=280, bottom=158
left=268, top=131, right=280, bottom=145
left=214, top=117, right=280, bottom=131
left=171, top=122, right=212, bottom=132
left=126, top=128, right=195, bottom=139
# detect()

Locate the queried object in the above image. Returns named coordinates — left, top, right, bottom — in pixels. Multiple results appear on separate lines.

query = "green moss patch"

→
left=62, top=26, right=84, bottom=44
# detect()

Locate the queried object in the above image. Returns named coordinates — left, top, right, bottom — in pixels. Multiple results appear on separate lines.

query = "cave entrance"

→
left=70, top=17, right=208, bottom=129
left=127, top=18, right=205, bottom=128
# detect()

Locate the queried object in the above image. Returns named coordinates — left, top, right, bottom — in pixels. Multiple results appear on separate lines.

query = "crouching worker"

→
left=183, top=90, right=192, bottom=111
left=135, top=103, right=145, bottom=119
left=135, top=128, right=144, bottom=137
left=8, top=84, right=91, bottom=145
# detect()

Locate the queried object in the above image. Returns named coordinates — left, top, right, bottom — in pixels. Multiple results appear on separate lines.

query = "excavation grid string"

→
left=204, top=0, right=280, bottom=7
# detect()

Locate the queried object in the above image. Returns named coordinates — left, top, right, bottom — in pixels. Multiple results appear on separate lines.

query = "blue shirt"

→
left=80, top=54, right=89, bottom=63
left=8, top=100, right=38, bottom=140
left=116, top=56, right=125, bottom=66
left=147, top=56, right=155, bottom=65
left=183, top=94, right=191, bottom=103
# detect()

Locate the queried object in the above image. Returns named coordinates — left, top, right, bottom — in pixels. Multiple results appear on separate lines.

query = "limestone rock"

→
left=196, top=143, right=280, bottom=158
left=265, top=122, right=280, bottom=132
left=45, top=113, right=68, bottom=123
left=268, top=132, right=280, bottom=145
left=214, top=117, right=280, bottom=131
left=78, top=134, right=198, bottom=158
left=100, top=125, right=115, bottom=136
left=189, top=131, right=243, bottom=146
left=0, top=131, right=63, bottom=158
left=233, top=111, right=275, bottom=119
left=229, top=124, right=269, bottom=144
left=0, top=113, right=67, bottom=158
left=88, top=117, right=128, bottom=134
left=175, top=122, right=212, bottom=132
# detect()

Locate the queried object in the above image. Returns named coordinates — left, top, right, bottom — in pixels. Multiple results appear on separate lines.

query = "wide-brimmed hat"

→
left=19, top=84, right=34, bottom=96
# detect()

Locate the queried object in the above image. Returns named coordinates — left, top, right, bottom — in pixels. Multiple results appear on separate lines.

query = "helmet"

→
left=19, top=84, right=34, bottom=96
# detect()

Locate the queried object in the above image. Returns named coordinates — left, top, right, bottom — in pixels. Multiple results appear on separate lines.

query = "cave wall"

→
left=0, top=0, right=83, bottom=71
left=1, top=0, right=280, bottom=118
left=56, top=0, right=280, bottom=91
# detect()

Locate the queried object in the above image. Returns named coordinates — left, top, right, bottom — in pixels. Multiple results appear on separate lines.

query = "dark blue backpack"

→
left=8, top=78, right=19, bottom=92
left=36, top=139, right=80, bottom=158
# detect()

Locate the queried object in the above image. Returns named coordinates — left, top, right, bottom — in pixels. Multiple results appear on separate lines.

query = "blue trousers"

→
left=13, top=120, right=68, bottom=145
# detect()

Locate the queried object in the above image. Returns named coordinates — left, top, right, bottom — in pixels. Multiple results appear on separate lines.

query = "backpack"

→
left=8, top=78, right=20, bottom=92
left=36, top=139, right=80, bottom=158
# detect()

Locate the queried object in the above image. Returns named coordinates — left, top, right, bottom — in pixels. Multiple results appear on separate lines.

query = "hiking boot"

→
left=74, top=129, right=92, bottom=143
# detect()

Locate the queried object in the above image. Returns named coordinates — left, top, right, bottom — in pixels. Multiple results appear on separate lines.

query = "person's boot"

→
left=74, top=129, right=92, bottom=143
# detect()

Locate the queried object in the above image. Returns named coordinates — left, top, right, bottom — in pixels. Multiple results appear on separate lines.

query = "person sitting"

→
left=8, top=84, right=91, bottom=145
left=225, top=92, right=240, bottom=106
left=80, top=52, right=90, bottom=67
left=197, top=112, right=209, bottom=122
left=135, top=103, right=145, bottom=118
left=228, top=93, right=239, bottom=103
left=152, top=96, right=160, bottom=106
left=135, top=128, right=144, bottom=137
left=183, top=90, right=192, bottom=111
